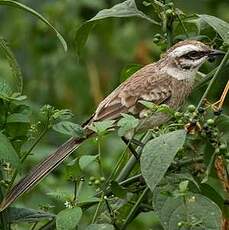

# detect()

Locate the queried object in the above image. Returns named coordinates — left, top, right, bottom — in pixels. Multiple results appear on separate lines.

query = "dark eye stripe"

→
left=183, top=51, right=208, bottom=60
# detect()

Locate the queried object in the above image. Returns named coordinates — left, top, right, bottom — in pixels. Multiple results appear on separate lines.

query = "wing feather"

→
left=92, top=64, right=173, bottom=122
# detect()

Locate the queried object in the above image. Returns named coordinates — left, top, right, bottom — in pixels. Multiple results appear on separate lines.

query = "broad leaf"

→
left=89, top=120, right=115, bottom=135
left=0, top=132, right=20, bottom=167
left=0, top=0, right=67, bottom=51
left=86, top=224, right=115, bottom=230
left=198, top=14, right=229, bottom=44
left=56, top=207, right=82, bottom=230
left=161, top=193, right=222, bottom=230
left=79, top=155, right=98, bottom=170
left=110, top=181, right=127, bottom=199
left=7, top=113, right=30, bottom=123
left=8, top=207, right=55, bottom=223
left=117, top=113, right=139, bottom=136
left=53, top=121, right=85, bottom=138
left=75, top=0, right=159, bottom=55
left=140, top=129, right=186, bottom=192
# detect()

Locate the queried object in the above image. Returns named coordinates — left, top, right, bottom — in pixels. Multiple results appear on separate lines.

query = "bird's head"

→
left=161, top=40, right=225, bottom=80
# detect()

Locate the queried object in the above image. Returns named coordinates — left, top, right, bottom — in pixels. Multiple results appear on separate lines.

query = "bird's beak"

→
left=208, top=49, right=225, bottom=58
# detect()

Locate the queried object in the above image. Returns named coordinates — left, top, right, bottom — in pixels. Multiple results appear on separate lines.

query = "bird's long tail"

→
left=0, top=136, right=87, bottom=212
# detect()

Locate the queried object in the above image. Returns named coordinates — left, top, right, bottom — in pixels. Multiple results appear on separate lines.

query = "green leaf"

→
left=0, top=0, right=67, bottom=51
left=7, top=113, right=30, bottom=123
left=75, top=0, right=159, bottom=55
left=117, top=113, right=139, bottom=136
left=140, top=129, right=186, bottom=192
left=110, top=181, right=127, bottom=199
left=89, top=120, right=115, bottom=135
left=0, top=132, right=20, bottom=167
left=0, top=38, right=23, bottom=94
left=161, top=193, right=222, bottom=230
left=79, top=155, right=98, bottom=170
left=8, top=207, right=55, bottom=223
left=86, top=224, right=115, bottom=230
left=198, top=14, right=229, bottom=44
left=56, top=207, right=82, bottom=230
left=53, top=121, right=85, bottom=138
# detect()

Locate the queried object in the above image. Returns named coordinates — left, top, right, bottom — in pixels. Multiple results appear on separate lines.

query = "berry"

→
left=89, top=176, right=96, bottom=182
left=88, top=181, right=93, bottom=186
left=154, top=33, right=161, bottom=39
left=100, top=177, right=106, bottom=182
left=219, top=144, right=227, bottom=151
left=174, top=112, right=182, bottom=118
left=94, top=179, right=101, bottom=186
left=187, top=104, right=196, bottom=112
left=167, top=2, right=174, bottom=7
left=153, top=38, right=159, bottom=43
left=207, top=119, right=215, bottom=126
left=165, top=9, right=173, bottom=16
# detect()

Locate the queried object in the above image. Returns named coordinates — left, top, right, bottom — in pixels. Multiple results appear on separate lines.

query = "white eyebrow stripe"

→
left=168, top=45, right=202, bottom=57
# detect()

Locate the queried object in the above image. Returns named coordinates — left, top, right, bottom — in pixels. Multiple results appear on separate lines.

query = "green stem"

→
left=91, top=193, right=104, bottom=224
left=75, top=178, right=84, bottom=201
left=0, top=169, right=8, bottom=230
left=121, top=187, right=149, bottom=230
left=196, top=49, right=229, bottom=110
left=116, top=132, right=151, bottom=182
left=7, top=127, right=49, bottom=191
left=176, top=14, right=189, bottom=38
left=97, top=136, right=103, bottom=176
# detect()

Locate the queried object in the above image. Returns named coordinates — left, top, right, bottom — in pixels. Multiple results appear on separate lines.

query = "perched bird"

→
left=0, top=40, right=224, bottom=211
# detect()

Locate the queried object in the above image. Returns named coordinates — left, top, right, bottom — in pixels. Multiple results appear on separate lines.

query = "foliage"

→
left=0, top=0, right=229, bottom=229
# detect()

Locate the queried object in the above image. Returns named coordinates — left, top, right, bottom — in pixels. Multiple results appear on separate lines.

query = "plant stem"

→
left=0, top=169, right=8, bottom=230
left=176, top=14, right=189, bottom=38
left=97, top=136, right=104, bottom=176
left=75, top=178, right=84, bottom=201
left=116, top=132, right=151, bottom=182
left=7, top=127, right=49, bottom=191
left=91, top=193, right=104, bottom=224
left=196, top=49, right=229, bottom=110
left=121, top=187, right=149, bottom=230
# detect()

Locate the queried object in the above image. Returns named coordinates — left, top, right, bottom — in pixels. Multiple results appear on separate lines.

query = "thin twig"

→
left=196, top=50, right=229, bottom=110
left=121, top=187, right=149, bottom=230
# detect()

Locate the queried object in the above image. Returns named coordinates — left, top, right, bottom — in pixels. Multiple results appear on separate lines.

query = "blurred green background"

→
left=0, top=0, right=228, bottom=229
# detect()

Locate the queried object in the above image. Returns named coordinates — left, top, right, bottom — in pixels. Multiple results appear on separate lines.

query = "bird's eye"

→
left=183, top=51, right=205, bottom=60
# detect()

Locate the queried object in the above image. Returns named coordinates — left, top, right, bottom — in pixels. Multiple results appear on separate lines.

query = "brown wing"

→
left=91, top=64, right=172, bottom=122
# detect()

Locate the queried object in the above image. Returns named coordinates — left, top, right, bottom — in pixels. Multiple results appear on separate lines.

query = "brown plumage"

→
left=0, top=40, right=223, bottom=211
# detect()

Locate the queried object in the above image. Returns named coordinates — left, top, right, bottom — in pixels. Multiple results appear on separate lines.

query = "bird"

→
left=0, top=40, right=224, bottom=211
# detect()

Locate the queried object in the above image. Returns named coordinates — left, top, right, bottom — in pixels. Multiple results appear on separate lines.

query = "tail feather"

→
left=0, top=137, right=85, bottom=212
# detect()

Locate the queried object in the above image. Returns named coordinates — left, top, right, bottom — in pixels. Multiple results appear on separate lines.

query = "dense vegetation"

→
left=0, top=0, right=229, bottom=229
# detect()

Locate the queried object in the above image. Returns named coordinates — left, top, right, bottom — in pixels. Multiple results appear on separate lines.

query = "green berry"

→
left=154, top=33, right=161, bottom=39
left=184, top=112, right=190, bottom=118
left=174, top=112, right=182, bottom=118
left=187, top=104, right=196, bottom=112
left=219, top=144, right=227, bottom=151
left=167, top=2, right=174, bottom=7
left=94, top=179, right=101, bottom=186
left=207, top=119, right=215, bottom=126
left=215, top=148, right=220, bottom=154
left=100, top=177, right=106, bottom=182
left=89, top=176, right=96, bottom=182
left=212, top=132, right=218, bottom=137
left=153, top=37, right=159, bottom=43
left=165, top=9, right=173, bottom=16
left=88, top=181, right=93, bottom=186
